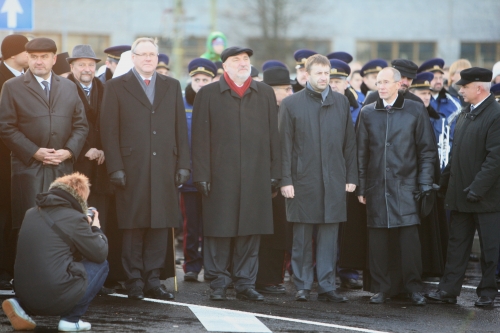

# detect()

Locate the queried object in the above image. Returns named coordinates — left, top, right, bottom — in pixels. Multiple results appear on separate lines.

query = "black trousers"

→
left=180, top=192, right=203, bottom=274
left=256, top=248, right=285, bottom=286
left=368, top=225, right=423, bottom=294
left=204, top=235, right=260, bottom=293
left=121, top=228, right=169, bottom=291
left=439, top=211, right=500, bottom=298
left=0, top=207, right=15, bottom=284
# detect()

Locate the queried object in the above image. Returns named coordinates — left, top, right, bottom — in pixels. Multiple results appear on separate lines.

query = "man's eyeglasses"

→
left=375, top=80, right=399, bottom=87
left=133, top=53, right=158, bottom=59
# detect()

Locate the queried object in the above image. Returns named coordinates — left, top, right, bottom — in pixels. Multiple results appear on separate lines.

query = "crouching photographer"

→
left=2, top=173, right=108, bottom=332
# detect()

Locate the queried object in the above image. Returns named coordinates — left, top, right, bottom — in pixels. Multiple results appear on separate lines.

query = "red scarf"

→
left=224, top=72, right=252, bottom=97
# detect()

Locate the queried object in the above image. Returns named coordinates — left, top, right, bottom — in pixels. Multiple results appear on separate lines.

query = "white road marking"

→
left=110, top=293, right=390, bottom=333
left=190, top=306, right=271, bottom=332
left=423, top=281, right=477, bottom=290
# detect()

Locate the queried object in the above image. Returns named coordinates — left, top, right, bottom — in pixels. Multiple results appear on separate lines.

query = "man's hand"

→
left=175, top=169, right=190, bottom=186
left=463, top=186, right=482, bottom=203
left=85, top=148, right=105, bottom=165
left=358, top=196, right=366, bottom=204
left=88, top=209, right=101, bottom=228
left=194, top=182, right=210, bottom=197
left=42, top=149, right=72, bottom=165
left=110, top=170, right=126, bottom=188
left=281, top=185, right=295, bottom=198
left=33, top=148, right=55, bottom=162
left=346, top=184, right=356, bottom=192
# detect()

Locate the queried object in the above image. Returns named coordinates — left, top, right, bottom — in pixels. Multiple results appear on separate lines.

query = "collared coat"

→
left=191, top=76, right=281, bottom=237
left=279, top=87, right=358, bottom=223
left=441, top=94, right=500, bottom=212
left=0, top=71, right=88, bottom=228
left=100, top=70, right=190, bottom=229
left=357, top=92, right=436, bottom=228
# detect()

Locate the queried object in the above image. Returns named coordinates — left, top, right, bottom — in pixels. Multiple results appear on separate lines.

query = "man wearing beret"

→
left=181, top=57, right=217, bottom=282
left=100, top=37, right=190, bottom=300
left=363, top=59, right=422, bottom=106
left=0, top=37, right=88, bottom=235
left=427, top=68, right=500, bottom=308
left=191, top=46, right=281, bottom=301
left=280, top=54, right=357, bottom=303
left=0, top=34, right=29, bottom=291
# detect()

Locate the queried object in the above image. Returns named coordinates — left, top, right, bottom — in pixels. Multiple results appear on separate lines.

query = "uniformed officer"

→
left=262, top=60, right=287, bottom=72
left=329, top=59, right=361, bottom=125
left=292, top=49, right=317, bottom=92
left=156, top=53, right=170, bottom=76
left=491, top=83, right=500, bottom=103
left=326, top=51, right=353, bottom=64
left=359, top=59, right=387, bottom=101
left=98, top=45, right=131, bottom=83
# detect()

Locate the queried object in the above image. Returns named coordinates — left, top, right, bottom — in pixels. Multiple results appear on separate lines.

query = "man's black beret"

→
left=456, top=67, right=493, bottom=86
left=391, top=59, right=418, bottom=79
left=221, top=46, right=253, bottom=63
left=25, top=37, right=57, bottom=53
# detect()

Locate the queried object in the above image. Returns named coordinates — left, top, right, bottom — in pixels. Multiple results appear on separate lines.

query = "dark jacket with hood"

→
left=14, top=181, right=108, bottom=316
left=357, top=92, right=437, bottom=228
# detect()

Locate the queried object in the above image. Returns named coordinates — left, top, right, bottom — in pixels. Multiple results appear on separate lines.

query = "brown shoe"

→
left=2, top=299, right=36, bottom=331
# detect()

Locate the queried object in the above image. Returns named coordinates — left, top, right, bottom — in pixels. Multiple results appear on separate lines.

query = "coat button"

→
left=386, top=168, right=390, bottom=171
left=153, top=152, right=156, bottom=156
left=153, top=131, right=156, bottom=134
left=152, top=110, right=155, bottom=113
left=386, top=143, right=391, bottom=146
left=51, top=132, right=55, bottom=136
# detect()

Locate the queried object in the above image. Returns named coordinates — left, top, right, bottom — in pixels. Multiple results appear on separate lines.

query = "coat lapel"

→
left=122, top=70, right=152, bottom=108
left=24, top=70, right=49, bottom=106
left=152, top=74, right=170, bottom=110
left=49, top=72, right=63, bottom=107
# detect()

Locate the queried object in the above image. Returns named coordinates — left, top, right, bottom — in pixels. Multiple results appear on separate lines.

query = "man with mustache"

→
left=191, top=47, right=281, bottom=301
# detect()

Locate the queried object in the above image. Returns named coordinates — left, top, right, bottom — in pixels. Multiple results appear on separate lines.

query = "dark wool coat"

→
left=0, top=71, right=88, bottom=228
left=191, top=77, right=281, bottom=237
left=0, top=62, right=15, bottom=211
left=100, top=70, right=190, bottom=229
left=441, top=94, right=500, bottom=212
left=14, top=187, right=108, bottom=316
left=279, top=87, right=358, bottom=223
left=357, top=92, right=436, bottom=228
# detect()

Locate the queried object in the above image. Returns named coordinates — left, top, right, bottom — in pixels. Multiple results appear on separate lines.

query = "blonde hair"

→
left=50, top=172, right=90, bottom=201
left=305, top=54, right=330, bottom=73
left=449, top=59, right=472, bottom=86
left=131, top=37, right=158, bottom=54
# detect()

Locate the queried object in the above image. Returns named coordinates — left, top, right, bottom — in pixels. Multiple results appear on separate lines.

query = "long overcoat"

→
left=441, top=94, right=500, bottom=212
left=100, top=70, right=190, bottom=229
left=279, top=87, right=358, bottom=223
left=0, top=71, right=88, bottom=228
left=356, top=92, right=436, bottom=228
left=191, top=77, right=281, bottom=237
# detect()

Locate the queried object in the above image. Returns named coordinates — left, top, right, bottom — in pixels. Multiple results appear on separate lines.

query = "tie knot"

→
left=83, top=86, right=90, bottom=96
left=385, top=104, right=392, bottom=110
left=41, top=81, right=49, bottom=89
left=144, top=79, right=150, bottom=86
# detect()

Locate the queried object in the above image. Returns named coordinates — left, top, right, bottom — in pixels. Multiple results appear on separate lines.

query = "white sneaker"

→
left=58, top=319, right=91, bottom=331
left=1, top=298, right=36, bottom=330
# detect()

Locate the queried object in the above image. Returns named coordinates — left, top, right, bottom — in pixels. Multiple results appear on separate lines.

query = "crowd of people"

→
left=0, top=31, right=499, bottom=331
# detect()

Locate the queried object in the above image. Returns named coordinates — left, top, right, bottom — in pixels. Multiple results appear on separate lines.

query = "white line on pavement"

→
left=423, top=281, right=476, bottom=290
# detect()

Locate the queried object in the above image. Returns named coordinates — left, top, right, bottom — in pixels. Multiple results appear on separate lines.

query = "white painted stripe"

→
left=190, top=306, right=271, bottom=332
left=423, top=281, right=477, bottom=290
left=0, top=290, right=15, bottom=296
left=110, top=293, right=390, bottom=333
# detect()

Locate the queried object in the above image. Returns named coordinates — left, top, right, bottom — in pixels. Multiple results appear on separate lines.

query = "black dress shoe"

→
left=236, top=288, right=264, bottom=301
left=340, top=278, right=363, bottom=290
left=184, top=271, right=199, bottom=282
left=295, top=289, right=310, bottom=302
left=145, top=285, right=175, bottom=300
left=128, top=286, right=144, bottom=300
left=210, top=288, right=227, bottom=301
left=204, top=274, right=216, bottom=281
left=370, top=292, right=389, bottom=304
left=255, top=284, right=286, bottom=294
left=425, top=290, right=457, bottom=304
left=411, top=292, right=426, bottom=306
left=98, top=286, right=116, bottom=295
left=0, top=279, right=12, bottom=290
left=474, top=296, right=494, bottom=307
left=318, top=290, right=348, bottom=303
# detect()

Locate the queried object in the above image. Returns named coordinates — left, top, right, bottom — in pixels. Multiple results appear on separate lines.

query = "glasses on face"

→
left=133, top=53, right=158, bottom=59
left=375, top=80, right=399, bottom=87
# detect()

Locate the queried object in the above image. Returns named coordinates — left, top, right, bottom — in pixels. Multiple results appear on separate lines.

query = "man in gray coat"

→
left=357, top=67, right=436, bottom=305
left=279, top=54, right=357, bottom=302
left=0, top=37, right=88, bottom=231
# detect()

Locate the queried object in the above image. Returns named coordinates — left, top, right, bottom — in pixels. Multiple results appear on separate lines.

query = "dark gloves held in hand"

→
left=110, top=170, right=126, bottom=187
left=194, top=181, right=210, bottom=197
left=414, top=184, right=438, bottom=201
left=175, top=169, right=190, bottom=186
left=463, top=187, right=482, bottom=203
left=271, top=179, right=280, bottom=193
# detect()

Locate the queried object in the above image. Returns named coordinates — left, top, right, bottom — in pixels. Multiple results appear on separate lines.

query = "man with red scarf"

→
left=192, top=47, right=281, bottom=301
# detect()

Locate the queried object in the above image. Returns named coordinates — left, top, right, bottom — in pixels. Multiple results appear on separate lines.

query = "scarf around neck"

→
left=224, top=71, right=252, bottom=98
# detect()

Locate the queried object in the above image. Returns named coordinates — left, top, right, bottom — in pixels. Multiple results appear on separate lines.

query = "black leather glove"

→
left=110, top=170, right=126, bottom=188
left=194, top=181, right=210, bottom=197
left=271, top=179, right=280, bottom=193
left=175, top=169, right=190, bottom=187
left=463, top=187, right=482, bottom=203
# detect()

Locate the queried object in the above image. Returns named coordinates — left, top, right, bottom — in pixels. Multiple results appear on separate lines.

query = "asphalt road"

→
left=1, top=258, right=498, bottom=333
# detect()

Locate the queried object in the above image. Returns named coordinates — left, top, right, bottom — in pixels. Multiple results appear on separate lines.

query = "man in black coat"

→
left=0, top=34, right=29, bottom=290
left=280, top=55, right=357, bottom=303
left=357, top=67, right=436, bottom=305
left=191, top=47, right=281, bottom=301
left=101, top=37, right=190, bottom=300
left=426, top=68, right=500, bottom=308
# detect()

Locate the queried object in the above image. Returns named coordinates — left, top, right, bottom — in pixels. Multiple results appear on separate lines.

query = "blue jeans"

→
left=60, top=260, right=109, bottom=323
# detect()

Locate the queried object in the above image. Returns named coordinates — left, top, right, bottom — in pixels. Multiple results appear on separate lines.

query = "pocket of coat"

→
left=398, top=183, right=418, bottom=216
left=173, top=146, right=178, bottom=156
left=120, top=147, right=132, bottom=156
